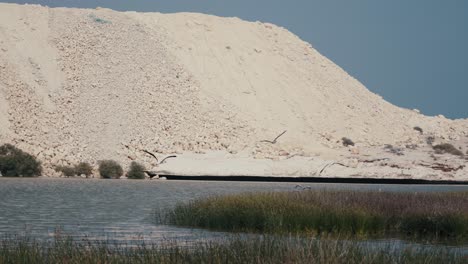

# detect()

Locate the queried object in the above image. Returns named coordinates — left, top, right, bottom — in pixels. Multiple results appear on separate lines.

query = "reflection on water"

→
left=0, top=178, right=467, bottom=249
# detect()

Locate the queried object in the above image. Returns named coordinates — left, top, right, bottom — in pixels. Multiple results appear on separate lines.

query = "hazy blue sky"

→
left=3, top=0, right=467, bottom=118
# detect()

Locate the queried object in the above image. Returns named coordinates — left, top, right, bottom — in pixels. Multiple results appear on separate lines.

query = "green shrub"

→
left=98, top=160, right=123, bottom=179
left=54, top=165, right=76, bottom=177
left=342, top=137, right=355, bottom=147
left=126, top=161, right=145, bottom=179
left=0, top=144, right=42, bottom=177
left=74, top=162, right=93, bottom=177
left=433, top=143, right=463, bottom=156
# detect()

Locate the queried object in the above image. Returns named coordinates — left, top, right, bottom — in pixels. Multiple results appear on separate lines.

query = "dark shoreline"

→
left=162, top=175, right=468, bottom=185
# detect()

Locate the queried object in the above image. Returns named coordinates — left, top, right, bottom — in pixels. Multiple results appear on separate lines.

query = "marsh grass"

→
left=166, top=190, right=468, bottom=242
left=0, top=236, right=466, bottom=264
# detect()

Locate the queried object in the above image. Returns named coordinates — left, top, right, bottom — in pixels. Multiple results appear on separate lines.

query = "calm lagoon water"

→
left=0, top=178, right=467, bottom=250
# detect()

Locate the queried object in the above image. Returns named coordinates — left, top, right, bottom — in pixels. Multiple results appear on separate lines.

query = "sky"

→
left=3, top=0, right=468, bottom=119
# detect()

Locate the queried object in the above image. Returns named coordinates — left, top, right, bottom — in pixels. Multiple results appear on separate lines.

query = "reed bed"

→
left=0, top=236, right=466, bottom=264
left=166, top=190, right=468, bottom=241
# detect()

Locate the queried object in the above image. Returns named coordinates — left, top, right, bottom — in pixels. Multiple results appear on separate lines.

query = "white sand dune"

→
left=0, top=3, right=466, bottom=179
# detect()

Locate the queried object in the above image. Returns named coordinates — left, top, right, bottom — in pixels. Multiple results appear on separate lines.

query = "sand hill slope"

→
left=0, top=3, right=466, bottom=177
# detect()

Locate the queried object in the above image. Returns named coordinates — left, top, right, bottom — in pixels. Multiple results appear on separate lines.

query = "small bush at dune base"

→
left=126, top=161, right=145, bottom=179
left=54, top=165, right=76, bottom=177
left=74, top=162, right=93, bottom=177
left=0, top=144, right=42, bottom=177
left=433, top=143, right=463, bottom=156
left=54, top=162, right=93, bottom=177
left=98, top=160, right=123, bottom=179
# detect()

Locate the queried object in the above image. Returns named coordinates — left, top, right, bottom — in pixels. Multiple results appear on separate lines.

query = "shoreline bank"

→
left=162, top=175, right=468, bottom=185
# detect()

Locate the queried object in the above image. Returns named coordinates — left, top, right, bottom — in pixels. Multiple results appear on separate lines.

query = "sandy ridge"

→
left=0, top=3, right=467, bottom=180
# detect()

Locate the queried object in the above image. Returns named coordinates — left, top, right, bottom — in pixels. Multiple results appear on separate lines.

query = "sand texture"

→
left=0, top=3, right=467, bottom=180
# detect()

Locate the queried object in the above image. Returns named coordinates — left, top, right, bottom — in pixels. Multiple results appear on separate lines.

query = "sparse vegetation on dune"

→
left=384, top=144, right=404, bottom=156
left=0, top=236, right=465, bottom=264
left=341, top=137, right=355, bottom=147
left=426, top=136, right=435, bottom=145
left=167, top=190, right=468, bottom=242
left=433, top=143, right=464, bottom=156
left=413, top=126, right=423, bottom=134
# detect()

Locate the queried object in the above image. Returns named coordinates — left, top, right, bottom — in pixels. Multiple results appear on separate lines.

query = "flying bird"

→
left=260, top=130, right=287, bottom=144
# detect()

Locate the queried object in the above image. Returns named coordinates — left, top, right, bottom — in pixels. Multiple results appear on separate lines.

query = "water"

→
left=0, top=178, right=467, bottom=248
left=0, top=178, right=310, bottom=243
